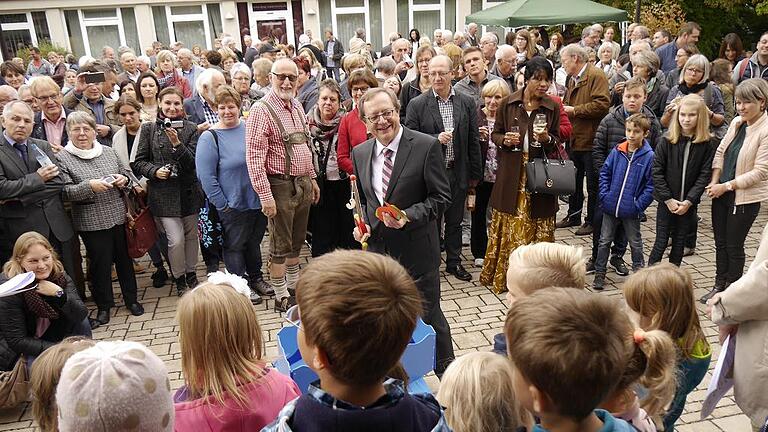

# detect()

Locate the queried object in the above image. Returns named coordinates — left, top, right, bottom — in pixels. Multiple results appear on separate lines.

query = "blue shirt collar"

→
left=306, top=378, right=406, bottom=411
left=3, top=131, right=26, bottom=146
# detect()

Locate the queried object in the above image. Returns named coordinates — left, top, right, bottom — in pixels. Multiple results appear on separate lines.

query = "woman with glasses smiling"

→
left=229, top=62, right=260, bottom=112
left=337, top=69, right=380, bottom=176
left=661, top=54, right=726, bottom=136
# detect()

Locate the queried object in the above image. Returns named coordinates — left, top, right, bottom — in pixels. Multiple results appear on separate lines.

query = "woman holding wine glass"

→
left=479, top=56, right=562, bottom=294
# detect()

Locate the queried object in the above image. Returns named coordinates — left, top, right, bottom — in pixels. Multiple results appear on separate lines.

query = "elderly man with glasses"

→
left=246, top=58, right=320, bottom=313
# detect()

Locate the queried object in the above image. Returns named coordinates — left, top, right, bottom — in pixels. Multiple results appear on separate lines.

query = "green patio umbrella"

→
left=465, top=0, right=629, bottom=27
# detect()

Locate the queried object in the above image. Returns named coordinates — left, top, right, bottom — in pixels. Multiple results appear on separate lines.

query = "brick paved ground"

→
left=0, top=195, right=763, bottom=431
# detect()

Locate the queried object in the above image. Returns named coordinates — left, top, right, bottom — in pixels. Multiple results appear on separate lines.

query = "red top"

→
left=337, top=107, right=370, bottom=175
left=549, top=95, right=573, bottom=142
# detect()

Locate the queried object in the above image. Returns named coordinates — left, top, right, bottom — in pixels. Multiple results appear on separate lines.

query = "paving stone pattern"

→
left=0, top=196, right=763, bottom=431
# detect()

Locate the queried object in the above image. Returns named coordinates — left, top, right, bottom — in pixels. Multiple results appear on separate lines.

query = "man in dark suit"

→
left=405, top=55, right=482, bottom=282
left=183, top=68, right=226, bottom=134
left=0, top=100, right=75, bottom=273
left=351, top=88, right=454, bottom=375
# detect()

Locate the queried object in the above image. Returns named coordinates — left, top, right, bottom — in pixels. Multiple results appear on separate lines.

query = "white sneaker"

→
left=474, top=258, right=484, bottom=267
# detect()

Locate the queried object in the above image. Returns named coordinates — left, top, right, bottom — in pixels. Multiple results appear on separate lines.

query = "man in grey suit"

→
left=351, top=88, right=455, bottom=375
left=0, top=101, right=75, bottom=273
left=405, top=55, right=482, bottom=282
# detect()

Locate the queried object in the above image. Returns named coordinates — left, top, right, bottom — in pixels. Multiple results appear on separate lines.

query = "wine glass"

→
left=532, top=114, right=547, bottom=147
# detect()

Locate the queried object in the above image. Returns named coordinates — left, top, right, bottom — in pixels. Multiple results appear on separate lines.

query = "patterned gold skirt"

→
left=479, top=153, right=556, bottom=294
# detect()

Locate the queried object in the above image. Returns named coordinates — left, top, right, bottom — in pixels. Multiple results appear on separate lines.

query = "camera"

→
left=163, top=163, right=179, bottom=178
left=162, top=118, right=185, bottom=129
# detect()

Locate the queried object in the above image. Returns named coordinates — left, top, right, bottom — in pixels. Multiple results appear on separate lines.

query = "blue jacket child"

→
left=599, top=139, right=655, bottom=219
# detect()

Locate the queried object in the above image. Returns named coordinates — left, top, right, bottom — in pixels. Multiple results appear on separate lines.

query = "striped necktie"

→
left=382, top=147, right=394, bottom=198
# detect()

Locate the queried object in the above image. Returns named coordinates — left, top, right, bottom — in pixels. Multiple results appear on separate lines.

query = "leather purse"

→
left=0, top=356, right=28, bottom=408
left=121, top=189, right=158, bottom=259
left=525, top=146, right=576, bottom=196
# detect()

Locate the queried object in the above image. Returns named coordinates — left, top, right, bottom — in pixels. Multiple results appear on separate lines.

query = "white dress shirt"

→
left=371, top=126, right=404, bottom=205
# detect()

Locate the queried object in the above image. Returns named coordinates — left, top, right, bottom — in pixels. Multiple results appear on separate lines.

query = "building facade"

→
left=0, top=0, right=506, bottom=60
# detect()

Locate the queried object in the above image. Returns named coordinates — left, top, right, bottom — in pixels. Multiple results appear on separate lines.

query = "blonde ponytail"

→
left=632, top=329, right=678, bottom=416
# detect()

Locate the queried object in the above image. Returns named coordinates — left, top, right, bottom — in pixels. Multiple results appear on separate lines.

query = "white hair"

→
left=2, top=100, right=33, bottom=120
left=78, top=56, right=95, bottom=68
left=597, top=42, right=614, bottom=57
left=136, top=56, right=151, bottom=66
left=271, top=58, right=299, bottom=74
left=388, top=32, right=400, bottom=43
left=177, top=48, right=193, bottom=58
left=495, top=44, right=516, bottom=59
left=480, top=33, right=498, bottom=44
left=454, top=31, right=465, bottom=40
left=299, top=34, right=310, bottom=46
left=442, top=30, right=453, bottom=41
left=221, top=36, right=235, bottom=47
left=230, top=62, right=252, bottom=80
left=195, top=68, right=226, bottom=97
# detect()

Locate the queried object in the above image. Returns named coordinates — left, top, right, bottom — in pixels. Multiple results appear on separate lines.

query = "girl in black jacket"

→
left=649, top=95, right=716, bottom=266
left=0, top=232, right=90, bottom=371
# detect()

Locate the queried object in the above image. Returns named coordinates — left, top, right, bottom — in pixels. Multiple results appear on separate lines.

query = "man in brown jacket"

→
left=558, top=44, right=610, bottom=236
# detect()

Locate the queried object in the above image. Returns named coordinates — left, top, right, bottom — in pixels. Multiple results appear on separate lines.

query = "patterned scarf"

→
left=678, top=79, right=709, bottom=95
left=22, top=272, right=66, bottom=320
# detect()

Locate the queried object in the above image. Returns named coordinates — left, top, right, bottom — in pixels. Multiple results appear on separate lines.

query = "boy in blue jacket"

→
left=593, top=113, right=654, bottom=290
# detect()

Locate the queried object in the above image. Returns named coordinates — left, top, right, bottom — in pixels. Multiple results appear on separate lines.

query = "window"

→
left=331, top=0, right=369, bottom=55
left=396, top=0, right=446, bottom=38
left=0, top=12, right=43, bottom=58
left=63, top=8, right=139, bottom=57
left=153, top=4, right=222, bottom=50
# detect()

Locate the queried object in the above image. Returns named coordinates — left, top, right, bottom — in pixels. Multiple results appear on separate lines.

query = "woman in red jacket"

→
left=336, top=69, right=379, bottom=175
left=155, top=50, right=192, bottom=99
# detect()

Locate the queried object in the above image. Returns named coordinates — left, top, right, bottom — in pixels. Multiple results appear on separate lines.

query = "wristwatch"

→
left=55, top=289, right=64, bottom=298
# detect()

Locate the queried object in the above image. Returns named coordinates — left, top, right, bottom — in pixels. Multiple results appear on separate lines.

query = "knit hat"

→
left=56, top=341, right=174, bottom=432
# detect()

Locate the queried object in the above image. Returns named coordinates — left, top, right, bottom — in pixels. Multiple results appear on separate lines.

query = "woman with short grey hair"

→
left=58, top=111, right=143, bottom=326
left=229, top=62, right=259, bottom=111
left=662, top=54, right=726, bottom=132
left=628, top=50, right=668, bottom=117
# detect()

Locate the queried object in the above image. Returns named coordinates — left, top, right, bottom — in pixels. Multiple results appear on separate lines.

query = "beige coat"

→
left=712, top=112, right=768, bottom=205
left=712, top=221, right=768, bottom=425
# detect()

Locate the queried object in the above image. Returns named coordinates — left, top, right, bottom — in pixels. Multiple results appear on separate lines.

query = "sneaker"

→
left=249, top=289, right=263, bottom=305
left=593, top=273, right=606, bottom=291
left=556, top=218, right=580, bottom=229
left=251, top=278, right=275, bottom=296
left=151, top=267, right=168, bottom=288
left=683, top=247, right=696, bottom=257
left=474, top=258, right=485, bottom=267
left=185, top=272, right=199, bottom=289
left=175, top=276, right=188, bottom=297
left=575, top=223, right=593, bottom=236
left=610, top=257, right=630, bottom=276
left=585, top=257, right=595, bottom=274
left=274, top=295, right=296, bottom=313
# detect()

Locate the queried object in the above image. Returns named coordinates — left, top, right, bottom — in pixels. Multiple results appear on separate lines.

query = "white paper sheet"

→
left=700, top=333, right=736, bottom=419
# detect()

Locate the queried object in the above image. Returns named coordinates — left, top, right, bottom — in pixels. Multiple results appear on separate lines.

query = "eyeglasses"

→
left=351, top=87, right=369, bottom=94
left=232, top=76, right=250, bottom=82
left=35, top=94, right=60, bottom=102
left=364, top=109, right=395, bottom=123
left=686, top=68, right=704, bottom=74
left=285, top=305, right=301, bottom=329
left=272, top=73, right=298, bottom=82
left=428, top=71, right=451, bottom=78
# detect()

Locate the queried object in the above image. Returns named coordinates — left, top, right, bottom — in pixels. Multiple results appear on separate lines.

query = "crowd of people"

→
left=0, top=17, right=767, bottom=432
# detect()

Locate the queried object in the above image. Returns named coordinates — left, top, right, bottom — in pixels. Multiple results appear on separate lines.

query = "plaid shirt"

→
left=261, top=378, right=452, bottom=432
left=201, top=97, right=219, bottom=125
left=245, top=90, right=315, bottom=204
left=434, top=89, right=455, bottom=166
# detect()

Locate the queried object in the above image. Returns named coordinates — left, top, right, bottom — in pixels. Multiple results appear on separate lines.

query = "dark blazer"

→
left=380, top=44, right=393, bottom=58
left=31, top=109, right=73, bottom=147
left=0, top=136, right=74, bottom=244
left=324, top=38, right=344, bottom=63
left=404, top=90, right=483, bottom=189
left=351, top=127, right=451, bottom=276
left=183, top=95, right=207, bottom=126
left=132, top=119, right=203, bottom=218
left=0, top=272, right=87, bottom=369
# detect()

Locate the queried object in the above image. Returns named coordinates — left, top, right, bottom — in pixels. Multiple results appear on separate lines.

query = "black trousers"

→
left=80, top=224, right=138, bottom=310
left=443, top=169, right=467, bottom=268
left=470, top=181, right=493, bottom=259
left=567, top=150, right=597, bottom=225
left=649, top=203, right=698, bottom=266
left=712, top=191, right=760, bottom=285
left=310, top=179, right=358, bottom=257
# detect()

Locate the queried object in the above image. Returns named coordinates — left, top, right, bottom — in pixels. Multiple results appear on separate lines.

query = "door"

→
left=249, top=2, right=294, bottom=46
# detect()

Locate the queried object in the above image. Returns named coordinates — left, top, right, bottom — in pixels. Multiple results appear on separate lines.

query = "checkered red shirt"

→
left=245, top=90, right=315, bottom=204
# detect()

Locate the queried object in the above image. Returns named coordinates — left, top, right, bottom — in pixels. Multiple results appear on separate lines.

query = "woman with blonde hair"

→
left=30, top=336, right=95, bottom=431
left=155, top=49, right=192, bottom=99
left=297, top=46, right=327, bottom=82
left=0, top=232, right=91, bottom=371
left=173, top=273, right=300, bottom=430
left=437, top=351, right=532, bottom=432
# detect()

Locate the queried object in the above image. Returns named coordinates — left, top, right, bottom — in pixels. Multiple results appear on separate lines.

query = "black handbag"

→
left=525, top=145, right=576, bottom=196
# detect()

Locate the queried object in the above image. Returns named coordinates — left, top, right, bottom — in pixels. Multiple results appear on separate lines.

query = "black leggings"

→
left=712, top=191, right=760, bottom=285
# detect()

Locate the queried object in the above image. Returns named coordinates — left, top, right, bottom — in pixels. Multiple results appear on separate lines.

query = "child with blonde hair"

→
left=438, top=351, right=533, bottom=432
left=493, top=242, right=585, bottom=354
left=173, top=272, right=300, bottom=431
left=599, top=321, right=678, bottom=431
left=30, top=336, right=95, bottom=432
left=623, top=264, right=711, bottom=431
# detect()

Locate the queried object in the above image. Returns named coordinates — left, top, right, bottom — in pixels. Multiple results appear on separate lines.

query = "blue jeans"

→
left=595, top=211, right=644, bottom=273
left=664, top=354, right=711, bottom=431
left=219, top=208, right=267, bottom=280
